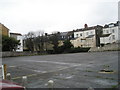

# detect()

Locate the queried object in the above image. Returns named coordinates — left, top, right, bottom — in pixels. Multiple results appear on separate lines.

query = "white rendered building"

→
left=100, top=21, right=119, bottom=45
left=10, top=33, right=23, bottom=52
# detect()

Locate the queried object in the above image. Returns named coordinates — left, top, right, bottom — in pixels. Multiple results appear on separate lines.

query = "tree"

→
left=2, top=35, right=20, bottom=51
left=24, top=31, right=46, bottom=53
left=24, top=32, right=35, bottom=52
left=49, top=32, right=60, bottom=53
left=44, top=33, right=48, bottom=51
left=34, top=35, right=45, bottom=52
left=63, top=40, right=73, bottom=50
left=33, top=31, right=45, bottom=53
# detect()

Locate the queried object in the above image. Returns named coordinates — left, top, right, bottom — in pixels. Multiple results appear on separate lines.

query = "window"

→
left=81, top=39, right=85, bottom=43
left=103, top=30, right=105, bottom=33
left=86, top=32, right=89, bottom=35
left=76, top=34, right=79, bottom=37
left=80, top=33, right=82, bottom=36
left=112, top=29, right=115, bottom=33
left=90, top=31, right=93, bottom=34
left=112, top=35, right=115, bottom=40
left=80, top=39, right=82, bottom=42
left=106, top=30, right=109, bottom=33
left=109, top=37, right=111, bottom=40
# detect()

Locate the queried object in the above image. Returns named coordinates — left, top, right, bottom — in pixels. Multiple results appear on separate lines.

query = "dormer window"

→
left=112, top=35, right=115, bottom=40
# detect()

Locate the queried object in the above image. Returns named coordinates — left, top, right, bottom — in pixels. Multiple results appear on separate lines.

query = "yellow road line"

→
left=27, top=74, right=37, bottom=77
left=11, top=65, right=79, bottom=80
left=12, top=76, right=21, bottom=80
left=12, top=74, right=37, bottom=80
left=9, top=66, right=16, bottom=68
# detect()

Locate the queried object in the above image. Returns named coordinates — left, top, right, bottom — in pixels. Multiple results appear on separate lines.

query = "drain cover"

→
left=99, top=69, right=114, bottom=73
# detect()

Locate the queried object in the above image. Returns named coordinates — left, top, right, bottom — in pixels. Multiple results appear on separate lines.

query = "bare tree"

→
left=24, top=30, right=50, bottom=53
left=34, top=31, right=45, bottom=53
left=49, top=32, right=60, bottom=53
left=24, top=32, right=35, bottom=52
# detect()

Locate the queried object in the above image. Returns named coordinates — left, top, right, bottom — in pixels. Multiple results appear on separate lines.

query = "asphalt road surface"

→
left=2, top=51, right=119, bottom=88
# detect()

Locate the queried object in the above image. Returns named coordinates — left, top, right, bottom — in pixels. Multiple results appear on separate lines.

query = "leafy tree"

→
left=63, top=40, right=73, bottom=50
left=2, top=35, right=20, bottom=51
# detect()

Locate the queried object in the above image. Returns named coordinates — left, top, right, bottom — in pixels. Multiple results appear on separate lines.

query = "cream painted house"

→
left=71, top=25, right=102, bottom=47
left=0, top=23, right=9, bottom=36
left=71, top=35, right=96, bottom=47
left=100, top=21, right=119, bottom=45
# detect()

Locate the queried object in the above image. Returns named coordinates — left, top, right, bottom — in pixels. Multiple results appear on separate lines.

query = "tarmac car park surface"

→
left=2, top=51, right=118, bottom=88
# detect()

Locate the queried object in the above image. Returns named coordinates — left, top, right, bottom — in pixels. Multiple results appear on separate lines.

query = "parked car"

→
left=0, top=80, right=25, bottom=90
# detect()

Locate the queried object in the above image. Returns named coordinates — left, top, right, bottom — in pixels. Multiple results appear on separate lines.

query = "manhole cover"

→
left=99, top=69, right=114, bottom=74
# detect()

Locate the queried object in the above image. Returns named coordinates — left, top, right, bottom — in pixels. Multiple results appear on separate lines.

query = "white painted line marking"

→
left=9, top=66, right=16, bottom=68
left=23, top=60, right=80, bottom=66
left=65, top=75, right=74, bottom=79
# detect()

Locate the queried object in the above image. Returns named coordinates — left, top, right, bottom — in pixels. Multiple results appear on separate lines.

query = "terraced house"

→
left=0, top=23, right=10, bottom=51
left=100, top=21, right=120, bottom=45
left=0, top=23, right=23, bottom=52
left=71, top=24, right=103, bottom=47
left=0, top=23, right=9, bottom=36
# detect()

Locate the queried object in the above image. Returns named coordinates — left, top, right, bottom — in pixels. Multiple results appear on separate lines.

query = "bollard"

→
left=4, top=64, right=7, bottom=79
left=2, top=64, right=7, bottom=79
left=2, top=65, right=4, bottom=79
left=22, top=76, right=27, bottom=88
left=48, top=80, right=54, bottom=90
left=88, top=87, right=94, bottom=90
left=6, top=73, right=11, bottom=81
left=98, top=47, right=100, bottom=49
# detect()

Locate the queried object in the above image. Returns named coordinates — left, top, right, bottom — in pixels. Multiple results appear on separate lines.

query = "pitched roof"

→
left=10, top=33, right=22, bottom=36
left=0, top=23, right=10, bottom=30
left=100, top=33, right=111, bottom=37
left=103, top=21, right=119, bottom=28
left=74, top=25, right=103, bottom=32
left=86, top=35, right=95, bottom=38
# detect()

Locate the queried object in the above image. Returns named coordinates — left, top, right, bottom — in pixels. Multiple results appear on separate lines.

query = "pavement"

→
left=2, top=51, right=119, bottom=88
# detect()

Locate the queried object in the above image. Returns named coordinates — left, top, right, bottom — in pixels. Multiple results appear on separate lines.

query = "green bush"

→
left=68, top=47, right=91, bottom=53
left=2, top=35, right=20, bottom=51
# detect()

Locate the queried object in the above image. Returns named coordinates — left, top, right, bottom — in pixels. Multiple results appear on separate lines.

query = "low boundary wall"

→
left=1, top=44, right=120, bottom=57
left=1, top=51, right=41, bottom=57
left=89, top=43, right=120, bottom=52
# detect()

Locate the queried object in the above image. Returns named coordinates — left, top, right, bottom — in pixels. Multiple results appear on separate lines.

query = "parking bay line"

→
left=12, top=74, right=37, bottom=80
left=12, top=64, right=81, bottom=80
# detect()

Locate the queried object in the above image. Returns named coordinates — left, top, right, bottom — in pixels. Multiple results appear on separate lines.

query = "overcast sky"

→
left=0, top=0, right=119, bottom=34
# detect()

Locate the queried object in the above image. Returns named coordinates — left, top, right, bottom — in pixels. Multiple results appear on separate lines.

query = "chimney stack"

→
left=84, top=24, right=88, bottom=28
